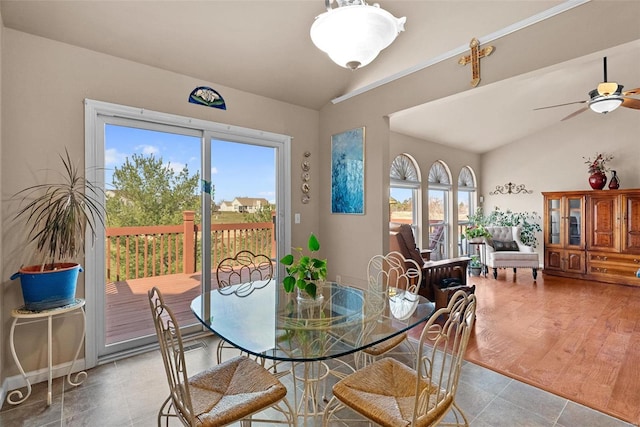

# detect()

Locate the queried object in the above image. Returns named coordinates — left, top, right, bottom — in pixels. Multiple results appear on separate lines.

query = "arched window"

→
left=427, top=161, right=452, bottom=260
left=458, top=166, right=478, bottom=255
left=389, top=154, right=421, bottom=243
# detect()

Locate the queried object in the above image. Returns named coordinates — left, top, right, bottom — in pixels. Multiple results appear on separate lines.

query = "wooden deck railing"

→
left=106, top=211, right=275, bottom=282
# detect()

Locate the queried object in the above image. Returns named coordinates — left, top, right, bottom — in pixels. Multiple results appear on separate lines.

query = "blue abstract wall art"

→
left=331, top=127, right=365, bottom=214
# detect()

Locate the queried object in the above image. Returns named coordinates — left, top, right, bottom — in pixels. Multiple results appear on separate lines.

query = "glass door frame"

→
left=84, top=99, right=291, bottom=367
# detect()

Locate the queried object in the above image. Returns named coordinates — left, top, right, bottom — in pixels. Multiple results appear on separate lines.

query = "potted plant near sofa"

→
left=463, top=224, right=491, bottom=243
left=10, top=149, right=105, bottom=311
left=469, top=254, right=483, bottom=276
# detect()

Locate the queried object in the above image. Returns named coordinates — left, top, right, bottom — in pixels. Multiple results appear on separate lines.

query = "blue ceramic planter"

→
left=11, top=263, right=82, bottom=311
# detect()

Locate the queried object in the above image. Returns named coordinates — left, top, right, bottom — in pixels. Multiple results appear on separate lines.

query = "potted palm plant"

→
left=279, top=233, right=327, bottom=301
left=10, top=149, right=105, bottom=311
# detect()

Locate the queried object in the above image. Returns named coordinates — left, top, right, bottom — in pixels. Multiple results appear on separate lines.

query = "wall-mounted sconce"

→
left=489, top=182, right=533, bottom=195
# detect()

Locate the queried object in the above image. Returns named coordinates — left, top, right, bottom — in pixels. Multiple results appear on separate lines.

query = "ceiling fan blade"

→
left=560, top=106, right=589, bottom=121
left=533, top=100, right=587, bottom=111
left=622, top=97, right=640, bottom=110
left=597, top=82, right=619, bottom=96
left=623, top=87, right=640, bottom=96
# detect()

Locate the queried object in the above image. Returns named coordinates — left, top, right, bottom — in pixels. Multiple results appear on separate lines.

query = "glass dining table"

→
left=190, top=280, right=435, bottom=423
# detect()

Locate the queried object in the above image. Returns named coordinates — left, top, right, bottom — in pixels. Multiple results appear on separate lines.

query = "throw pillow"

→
left=493, top=240, right=519, bottom=251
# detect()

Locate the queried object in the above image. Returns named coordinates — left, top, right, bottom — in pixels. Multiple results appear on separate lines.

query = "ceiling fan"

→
left=534, top=57, right=640, bottom=121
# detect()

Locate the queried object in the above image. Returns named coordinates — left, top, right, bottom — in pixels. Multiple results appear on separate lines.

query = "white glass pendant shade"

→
left=588, top=86, right=624, bottom=114
left=589, top=97, right=623, bottom=113
left=310, top=4, right=406, bottom=70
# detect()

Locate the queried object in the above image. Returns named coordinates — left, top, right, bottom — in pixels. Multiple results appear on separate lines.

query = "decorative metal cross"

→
left=458, top=37, right=494, bottom=87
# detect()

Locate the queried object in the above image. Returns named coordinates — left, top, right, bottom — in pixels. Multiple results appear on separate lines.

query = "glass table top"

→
left=191, top=280, right=435, bottom=362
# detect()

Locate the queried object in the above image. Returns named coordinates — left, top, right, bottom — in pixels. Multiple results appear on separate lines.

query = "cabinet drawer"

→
left=588, top=252, right=640, bottom=281
left=588, top=252, right=640, bottom=266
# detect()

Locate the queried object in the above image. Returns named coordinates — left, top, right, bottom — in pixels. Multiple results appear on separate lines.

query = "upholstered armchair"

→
left=389, top=222, right=469, bottom=300
left=484, top=226, right=540, bottom=279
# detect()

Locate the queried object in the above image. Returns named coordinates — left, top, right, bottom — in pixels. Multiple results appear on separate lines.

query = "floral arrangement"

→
left=279, top=233, right=327, bottom=299
left=584, top=153, right=613, bottom=175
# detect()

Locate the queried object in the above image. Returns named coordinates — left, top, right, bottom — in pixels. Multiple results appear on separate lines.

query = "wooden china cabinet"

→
left=543, top=189, right=640, bottom=287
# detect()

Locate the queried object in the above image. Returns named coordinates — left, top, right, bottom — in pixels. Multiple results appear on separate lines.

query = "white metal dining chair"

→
left=323, top=289, right=477, bottom=427
left=358, top=251, right=422, bottom=368
left=148, top=287, right=296, bottom=427
left=214, top=250, right=274, bottom=364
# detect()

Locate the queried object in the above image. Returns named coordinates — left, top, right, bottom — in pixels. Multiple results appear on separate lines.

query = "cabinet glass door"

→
left=567, top=197, right=582, bottom=247
left=547, top=198, right=561, bottom=245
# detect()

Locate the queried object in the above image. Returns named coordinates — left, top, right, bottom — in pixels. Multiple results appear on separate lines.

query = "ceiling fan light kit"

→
left=310, top=0, right=406, bottom=70
left=588, top=91, right=624, bottom=114
left=535, top=57, right=640, bottom=120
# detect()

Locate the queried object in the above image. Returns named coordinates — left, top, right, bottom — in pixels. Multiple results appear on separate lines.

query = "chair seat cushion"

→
left=332, top=357, right=451, bottom=427
left=188, top=356, right=287, bottom=426
left=490, top=252, right=538, bottom=262
left=487, top=251, right=539, bottom=269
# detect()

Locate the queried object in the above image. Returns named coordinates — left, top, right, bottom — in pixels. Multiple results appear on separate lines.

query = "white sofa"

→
left=484, top=226, right=539, bottom=279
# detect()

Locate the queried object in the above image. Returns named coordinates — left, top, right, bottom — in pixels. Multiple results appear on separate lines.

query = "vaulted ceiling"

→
left=2, top=0, right=639, bottom=153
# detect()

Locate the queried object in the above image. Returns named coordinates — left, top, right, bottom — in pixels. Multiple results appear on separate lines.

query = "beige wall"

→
left=0, top=29, right=320, bottom=376
left=0, top=5, right=5, bottom=388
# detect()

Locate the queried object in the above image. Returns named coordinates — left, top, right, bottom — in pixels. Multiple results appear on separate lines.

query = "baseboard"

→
left=4, top=358, right=87, bottom=394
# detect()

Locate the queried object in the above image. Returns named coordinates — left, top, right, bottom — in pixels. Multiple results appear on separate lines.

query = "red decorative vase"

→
left=589, top=172, right=607, bottom=190
left=608, top=170, right=620, bottom=190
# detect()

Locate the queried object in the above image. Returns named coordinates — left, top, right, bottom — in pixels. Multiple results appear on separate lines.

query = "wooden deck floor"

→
left=106, top=272, right=209, bottom=344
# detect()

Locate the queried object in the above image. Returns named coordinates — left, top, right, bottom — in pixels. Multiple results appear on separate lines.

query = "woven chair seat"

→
left=363, top=331, right=407, bottom=356
left=332, top=357, right=450, bottom=427
left=189, top=356, right=287, bottom=426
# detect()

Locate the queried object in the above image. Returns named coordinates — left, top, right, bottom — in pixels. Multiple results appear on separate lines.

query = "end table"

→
left=7, top=298, right=87, bottom=406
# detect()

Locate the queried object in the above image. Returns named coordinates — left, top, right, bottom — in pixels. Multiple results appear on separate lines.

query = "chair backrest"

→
left=412, top=290, right=477, bottom=425
left=389, top=223, right=424, bottom=267
left=485, top=225, right=516, bottom=242
left=148, top=287, right=195, bottom=424
left=368, top=251, right=422, bottom=293
left=367, top=252, right=422, bottom=314
left=215, top=250, right=273, bottom=288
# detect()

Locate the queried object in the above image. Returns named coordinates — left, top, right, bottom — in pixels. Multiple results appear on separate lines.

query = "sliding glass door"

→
left=84, top=100, right=290, bottom=364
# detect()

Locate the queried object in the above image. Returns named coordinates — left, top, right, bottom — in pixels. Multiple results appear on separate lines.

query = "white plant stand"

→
left=7, top=298, right=86, bottom=406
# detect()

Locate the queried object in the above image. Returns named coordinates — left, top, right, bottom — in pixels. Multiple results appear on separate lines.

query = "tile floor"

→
left=0, top=335, right=635, bottom=427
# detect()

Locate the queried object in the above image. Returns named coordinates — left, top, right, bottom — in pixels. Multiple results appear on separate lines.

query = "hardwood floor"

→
left=462, top=269, right=640, bottom=425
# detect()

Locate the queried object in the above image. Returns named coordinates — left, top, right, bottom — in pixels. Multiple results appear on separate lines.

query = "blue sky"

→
left=105, top=125, right=276, bottom=204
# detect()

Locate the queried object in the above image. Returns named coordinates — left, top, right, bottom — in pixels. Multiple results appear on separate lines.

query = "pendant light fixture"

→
left=310, top=0, right=406, bottom=70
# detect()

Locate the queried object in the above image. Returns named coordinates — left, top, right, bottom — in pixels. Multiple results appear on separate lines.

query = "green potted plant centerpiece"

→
left=279, top=233, right=327, bottom=301
left=10, top=149, right=105, bottom=311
